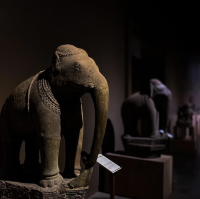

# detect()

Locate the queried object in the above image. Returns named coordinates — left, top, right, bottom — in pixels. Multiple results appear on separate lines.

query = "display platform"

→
left=170, top=138, right=198, bottom=155
left=104, top=153, right=172, bottom=199
left=0, top=179, right=88, bottom=199
left=174, top=126, right=195, bottom=140
left=171, top=124, right=199, bottom=155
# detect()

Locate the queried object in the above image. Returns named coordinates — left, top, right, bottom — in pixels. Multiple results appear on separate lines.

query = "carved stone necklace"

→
left=38, top=77, right=61, bottom=115
left=37, top=74, right=82, bottom=115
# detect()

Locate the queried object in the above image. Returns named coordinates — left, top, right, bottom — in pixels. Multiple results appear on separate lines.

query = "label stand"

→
left=97, top=154, right=121, bottom=199
left=110, top=173, right=115, bottom=199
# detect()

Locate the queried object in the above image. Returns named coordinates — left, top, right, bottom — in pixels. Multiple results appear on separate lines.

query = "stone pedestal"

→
left=104, top=153, right=172, bottom=199
left=174, top=125, right=195, bottom=140
left=170, top=139, right=198, bottom=155
left=0, top=179, right=88, bottom=199
left=172, top=124, right=198, bottom=155
left=122, top=135, right=167, bottom=158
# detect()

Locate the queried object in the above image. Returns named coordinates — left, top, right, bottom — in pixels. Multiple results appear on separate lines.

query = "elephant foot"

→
left=68, top=167, right=93, bottom=189
left=40, top=173, right=63, bottom=188
left=74, top=169, right=81, bottom=176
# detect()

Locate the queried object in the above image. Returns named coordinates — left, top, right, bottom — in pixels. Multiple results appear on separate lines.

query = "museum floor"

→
left=88, top=192, right=129, bottom=199
left=89, top=138, right=200, bottom=199
left=168, top=143, right=200, bottom=199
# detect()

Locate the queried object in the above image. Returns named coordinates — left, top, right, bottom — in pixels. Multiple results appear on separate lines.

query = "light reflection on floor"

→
left=87, top=191, right=130, bottom=199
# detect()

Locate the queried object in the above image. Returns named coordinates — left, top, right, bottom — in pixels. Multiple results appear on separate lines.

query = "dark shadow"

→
left=99, top=118, right=115, bottom=192
left=102, top=119, right=115, bottom=155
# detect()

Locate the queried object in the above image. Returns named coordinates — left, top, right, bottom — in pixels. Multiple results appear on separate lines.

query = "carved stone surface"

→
left=122, top=135, right=168, bottom=158
left=0, top=179, right=88, bottom=199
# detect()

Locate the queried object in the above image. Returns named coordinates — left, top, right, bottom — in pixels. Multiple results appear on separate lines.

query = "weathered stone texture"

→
left=0, top=179, right=88, bottom=199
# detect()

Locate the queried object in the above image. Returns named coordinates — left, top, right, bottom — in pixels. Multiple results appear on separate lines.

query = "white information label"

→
left=97, top=154, right=121, bottom=173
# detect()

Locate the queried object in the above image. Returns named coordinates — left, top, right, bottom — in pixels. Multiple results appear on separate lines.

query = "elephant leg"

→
left=23, top=136, right=40, bottom=181
left=0, top=140, right=8, bottom=178
left=74, top=123, right=84, bottom=176
left=24, top=136, right=40, bottom=168
left=63, top=116, right=83, bottom=178
left=5, top=139, right=22, bottom=167
left=39, top=137, right=63, bottom=187
left=30, top=104, right=63, bottom=187
left=132, top=116, right=141, bottom=136
left=123, top=116, right=140, bottom=137
left=121, top=104, right=140, bottom=137
left=0, top=138, right=22, bottom=180
left=142, top=108, right=157, bottom=137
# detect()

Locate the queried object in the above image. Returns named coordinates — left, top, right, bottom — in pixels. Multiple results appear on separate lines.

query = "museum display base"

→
left=170, top=138, right=198, bottom=155
left=174, top=125, right=195, bottom=140
left=0, top=179, right=88, bottom=199
left=122, top=135, right=167, bottom=158
left=104, top=153, right=172, bottom=199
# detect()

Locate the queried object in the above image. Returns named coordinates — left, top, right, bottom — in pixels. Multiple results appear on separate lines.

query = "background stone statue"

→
left=122, top=79, right=171, bottom=137
left=174, top=100, right=195, bottom=140
left=0, top=45, right=109, bottom=189
left=176, top=104, right=194, bottom=126
left=121, top=79, right=171, bottom=157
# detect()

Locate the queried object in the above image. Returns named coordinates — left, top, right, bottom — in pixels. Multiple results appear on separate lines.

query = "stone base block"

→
left=122, top=135, right=167, bottom=158
left=104, top=153, right=172, bottom=199
left=170, top=139, right=198, bottom=155
left=174, top=126, right=195, bottom=140
left=0, top=179, right=88, bottom=199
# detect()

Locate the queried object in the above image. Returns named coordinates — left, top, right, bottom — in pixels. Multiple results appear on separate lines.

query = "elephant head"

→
left=46, top=45, right=109, bottom=187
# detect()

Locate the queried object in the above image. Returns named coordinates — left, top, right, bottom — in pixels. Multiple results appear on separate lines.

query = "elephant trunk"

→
left=88, top=76, right=109, bottom=168
left=68, top=74, right=109, bottom=188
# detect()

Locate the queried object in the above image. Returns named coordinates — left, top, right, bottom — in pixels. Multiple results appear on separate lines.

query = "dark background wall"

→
left=0, top=0, right=125, bottom=196
left=125, top=0, right=200, bottom=133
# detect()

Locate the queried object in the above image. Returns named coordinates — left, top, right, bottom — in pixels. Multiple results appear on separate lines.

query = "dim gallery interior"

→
left=0, top=0, right=200, bottom=199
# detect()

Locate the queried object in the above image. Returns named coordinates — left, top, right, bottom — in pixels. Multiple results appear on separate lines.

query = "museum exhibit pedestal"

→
left=171, top=125, right=198, bottom=155
left=104, top=153, right=172, bottom=199
left=122, top=135, right=168, bottom=158
left=0, top=179, right=88, bottom=199
left=170, top=139, right=198, bottom=155
left=174, top=125, right=196, bottom=140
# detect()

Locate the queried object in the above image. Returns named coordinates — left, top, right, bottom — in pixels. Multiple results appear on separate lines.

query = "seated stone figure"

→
left=174, top=103, right=195, bottom=139
left=0, top=44, right=109, bottom=191
left=176, top=104, right=194, bottom=127
left=121, top=79, right=171, bottom=158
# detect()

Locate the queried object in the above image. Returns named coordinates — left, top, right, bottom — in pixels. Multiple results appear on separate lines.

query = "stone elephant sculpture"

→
left=121, top=79, right=171, bottom=138
left=0, top=45, right=109, bottom=188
